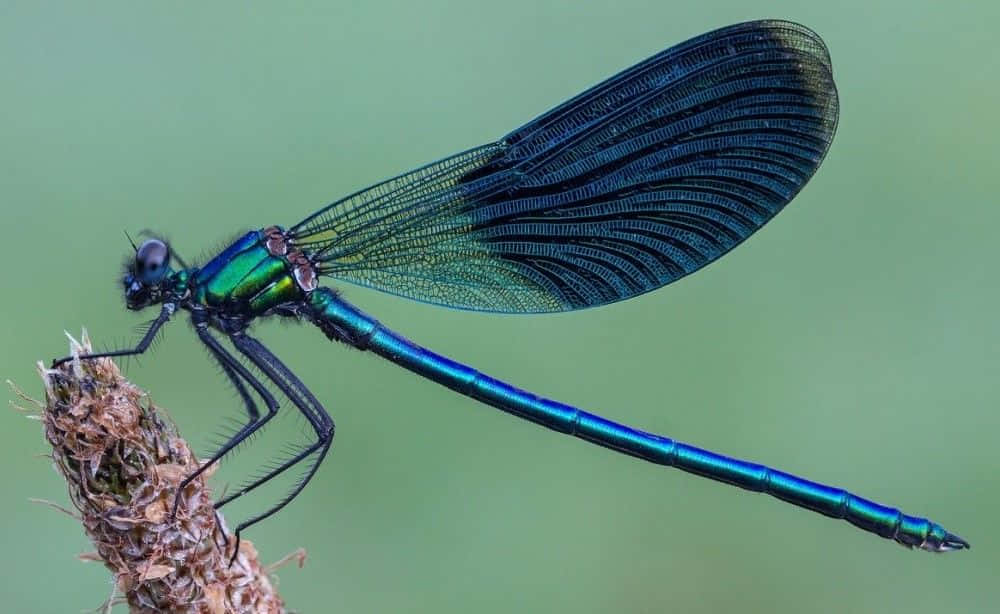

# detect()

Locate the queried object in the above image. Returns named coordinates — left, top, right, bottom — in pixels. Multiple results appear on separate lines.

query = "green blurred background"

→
left=2, top=1, right=996, bottom=612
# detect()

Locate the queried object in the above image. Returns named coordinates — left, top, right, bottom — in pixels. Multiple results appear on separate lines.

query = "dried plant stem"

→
left=38, top=332, right=290, bottom=613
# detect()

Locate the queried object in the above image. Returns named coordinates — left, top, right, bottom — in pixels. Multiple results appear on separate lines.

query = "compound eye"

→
left=135, top=238, right=170, bottom=281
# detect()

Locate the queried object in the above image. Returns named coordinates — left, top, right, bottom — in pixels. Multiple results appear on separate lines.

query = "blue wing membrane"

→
left=289, top=20, right=838, bottom=313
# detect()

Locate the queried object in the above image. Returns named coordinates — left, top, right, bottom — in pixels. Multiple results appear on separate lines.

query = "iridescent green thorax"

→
left=192, top=230, right=305, bottom=317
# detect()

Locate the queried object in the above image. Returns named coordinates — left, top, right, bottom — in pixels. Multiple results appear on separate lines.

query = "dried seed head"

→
left=39, top=333, right=288, bottom=613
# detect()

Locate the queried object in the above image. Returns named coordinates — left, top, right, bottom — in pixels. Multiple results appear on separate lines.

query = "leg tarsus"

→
left=226, top=427, right=333, bottom=567
left=51, top=303, right=175, bottom=367
left=228, top=528, right=243, bottom=567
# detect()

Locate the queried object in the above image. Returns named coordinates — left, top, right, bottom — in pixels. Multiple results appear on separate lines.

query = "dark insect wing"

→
left=289, top=20, right=839, bottom=312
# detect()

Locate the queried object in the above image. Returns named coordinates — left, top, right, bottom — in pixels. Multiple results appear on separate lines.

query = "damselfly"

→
left=54, top=20, right=968, bottom=557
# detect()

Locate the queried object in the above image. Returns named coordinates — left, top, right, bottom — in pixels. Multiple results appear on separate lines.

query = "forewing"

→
left=289, top=20, right=838, bottom=313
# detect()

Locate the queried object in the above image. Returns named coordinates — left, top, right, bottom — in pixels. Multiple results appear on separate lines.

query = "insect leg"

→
left=171, top=324, right=282, bottom=518
left=218, top=331, right=334, bottom=563
left=51, top=303, right=175, bottom=367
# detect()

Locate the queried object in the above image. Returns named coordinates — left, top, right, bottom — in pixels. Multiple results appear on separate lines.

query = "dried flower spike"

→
left=39, top=332, right=288, bottom=613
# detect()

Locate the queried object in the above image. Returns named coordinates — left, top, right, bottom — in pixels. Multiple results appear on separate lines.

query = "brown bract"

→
left=39, top=333, right=290, bottom=613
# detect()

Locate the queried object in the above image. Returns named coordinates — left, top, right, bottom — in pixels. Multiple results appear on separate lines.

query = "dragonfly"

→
left=54, top=19, right=968, bottom=558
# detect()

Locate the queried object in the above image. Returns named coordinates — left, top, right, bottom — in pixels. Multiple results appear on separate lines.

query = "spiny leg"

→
left=216, top=333, right=334, bottom=508
left=172, top=324, right=282, bottom=518
left=51, top=303, right=175, bottom=367
left=220, top=331, right=334, bottom=564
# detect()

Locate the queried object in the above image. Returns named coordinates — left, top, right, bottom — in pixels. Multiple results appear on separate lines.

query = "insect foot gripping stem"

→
left=34, top=331, right=299, bottom=613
